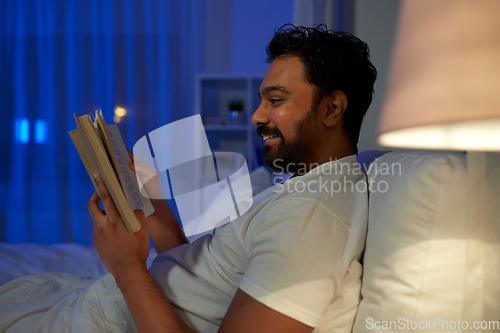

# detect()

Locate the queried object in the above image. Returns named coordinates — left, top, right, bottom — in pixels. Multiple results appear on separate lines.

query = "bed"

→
left=0, top=151, right=498, bottom=332
left=0, top=243, right=159, bottom=332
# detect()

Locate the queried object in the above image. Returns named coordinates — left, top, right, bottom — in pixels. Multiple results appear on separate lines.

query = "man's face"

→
left=252, top=56, right=321, bottom=175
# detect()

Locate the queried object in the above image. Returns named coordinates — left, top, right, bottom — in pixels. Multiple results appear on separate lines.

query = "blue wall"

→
left=231, top=0, right=294, bottom=73
left=0, top=0, right=294, bottom=245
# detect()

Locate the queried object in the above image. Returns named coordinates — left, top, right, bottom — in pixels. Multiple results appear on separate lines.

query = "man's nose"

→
left=251, top=101, right=269, bottom=127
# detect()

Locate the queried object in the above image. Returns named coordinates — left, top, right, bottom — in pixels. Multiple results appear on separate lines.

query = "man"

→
left=0, top=24, right=374, bottom=333
left=0, top=24, right=375, bottom=333
left=89, top=24, right=376, bottom=333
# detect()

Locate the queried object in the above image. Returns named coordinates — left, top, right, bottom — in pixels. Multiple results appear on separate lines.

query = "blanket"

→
left=0, top=243, right=108, bottom=286
left=0, top=273, right=136, bottom=332
left=0, top=243, right=158, bottom=332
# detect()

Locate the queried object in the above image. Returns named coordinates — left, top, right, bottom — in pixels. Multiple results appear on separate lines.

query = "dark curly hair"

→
left=266, top=24, right=377, bottom=152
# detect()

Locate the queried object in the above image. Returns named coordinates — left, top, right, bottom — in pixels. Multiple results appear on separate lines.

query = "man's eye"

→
left=270, top=99, right=283, bottom=104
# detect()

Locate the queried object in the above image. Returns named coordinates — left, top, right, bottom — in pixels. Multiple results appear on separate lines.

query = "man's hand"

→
left=127, top=149, right=164, bottom=200
left=87, top=172, right=150, bottom=277
left=127, top=148, right=189, bottom=254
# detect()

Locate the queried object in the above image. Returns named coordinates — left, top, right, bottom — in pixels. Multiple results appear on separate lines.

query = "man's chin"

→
left=262, top=138, right=308, bottom=175
left=263, top=153, right=294, bottom=174
left=263, top=149, right=282, bottom=172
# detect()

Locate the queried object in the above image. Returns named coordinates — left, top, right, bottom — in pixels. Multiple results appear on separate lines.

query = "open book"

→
left=68, top=110, right=154, bottom=233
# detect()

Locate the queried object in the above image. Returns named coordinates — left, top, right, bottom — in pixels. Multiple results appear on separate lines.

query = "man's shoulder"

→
left=223, top=157, right=368, bottom=237
left=270, top=162, right=367, bottom=204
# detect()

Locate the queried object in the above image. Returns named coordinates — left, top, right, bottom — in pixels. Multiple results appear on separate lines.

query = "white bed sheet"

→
left=0, top=243, right=157, bottom=286
left=0, top=243, right=158, bottom=332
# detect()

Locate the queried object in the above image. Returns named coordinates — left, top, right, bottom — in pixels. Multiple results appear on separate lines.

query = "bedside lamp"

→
left=376, top=0, right=500, bottom=325
left=378, top=0, right=500, bottom=150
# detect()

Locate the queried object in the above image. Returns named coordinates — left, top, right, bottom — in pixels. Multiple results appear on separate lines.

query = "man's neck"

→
left=295, top=144, right=356, bottom=176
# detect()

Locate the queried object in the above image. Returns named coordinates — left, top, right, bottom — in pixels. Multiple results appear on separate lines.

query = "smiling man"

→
left=0, top=25, right=376, bottom=333
left=255, top=57, right=322, bottom=175
left=255, top=55, right=353, bottom=175
left=0, top=24, right=376, bottom=333
left=86, top=24, right=377, bottom=333
left=254, top=27, right=375, bottom=176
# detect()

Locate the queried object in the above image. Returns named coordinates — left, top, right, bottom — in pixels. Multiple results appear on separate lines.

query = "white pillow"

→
left=353, top=151, right=498, bottom=332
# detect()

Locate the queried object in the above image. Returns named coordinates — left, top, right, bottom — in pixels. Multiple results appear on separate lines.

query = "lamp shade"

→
left=378, top=0, right=500, bottom=150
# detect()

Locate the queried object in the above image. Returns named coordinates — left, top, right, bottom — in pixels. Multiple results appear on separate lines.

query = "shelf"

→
left=196, top=73, right=264, bottom=171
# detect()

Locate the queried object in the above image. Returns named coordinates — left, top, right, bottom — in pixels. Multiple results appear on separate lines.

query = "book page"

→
left=94, top=111, right=123, bottom=190
left=107, top=124, right=154, bottom=217
left=73, top=114, right=141, bottom=233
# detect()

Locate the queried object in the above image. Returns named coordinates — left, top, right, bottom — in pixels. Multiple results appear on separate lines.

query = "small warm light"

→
left=114, top=107, right=127, bottom=117
left=113, top=115, right=122, bottom=123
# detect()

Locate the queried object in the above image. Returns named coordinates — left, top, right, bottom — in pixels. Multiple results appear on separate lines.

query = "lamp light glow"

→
left=379, top=119, right=500, bottom=151
left=378, top=0, right=500, bottom=150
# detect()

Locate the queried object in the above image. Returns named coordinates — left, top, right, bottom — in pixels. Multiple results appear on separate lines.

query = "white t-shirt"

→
left=149, top=155, right=368, bottom=332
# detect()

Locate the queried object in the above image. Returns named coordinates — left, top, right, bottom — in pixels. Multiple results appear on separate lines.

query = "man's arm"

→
left=115, top=263, right=193, bottom=333
left=89, top=173, right=193, bottom=333
left=89, top=173, right=314, bottom=333
left=146, top=199, right=188, bottom=254
left=118, top=272, right=313, bottom=333
left=218, top=289, right=314, bottom=333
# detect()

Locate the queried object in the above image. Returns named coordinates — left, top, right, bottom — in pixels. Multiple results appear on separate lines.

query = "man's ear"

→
left=323, top=91, right=348, bottom=128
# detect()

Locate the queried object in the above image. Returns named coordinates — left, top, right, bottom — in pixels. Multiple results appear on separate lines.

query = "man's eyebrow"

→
left=258, top=85, right=289, bottom=98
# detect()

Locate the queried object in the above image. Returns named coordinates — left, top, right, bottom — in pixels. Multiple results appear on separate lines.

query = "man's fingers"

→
left=127, top=148, right=134, bottom=162
left=134, top=209, right=147, bottom=230
left=87, top=191, right=103, bottom=218
left=88, top=192, right=103, bottom=232
left=127, top=149, right=135, bottom=171
left=134, top=209, right=146, bottom=221
left=127, top=151, right=150, bottom=173
left=93, top=172, right=119, bottom=218
left=125, top=153, right=163, bottom=199
left=127, top=149, right=148, bottom=170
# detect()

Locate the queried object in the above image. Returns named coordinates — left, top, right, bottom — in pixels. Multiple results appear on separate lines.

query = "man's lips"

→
left=257, top=126, right=281, bottom=142
left=262, top=134, right=278, bottom=141
left=263, top=135, right=280, bottom=145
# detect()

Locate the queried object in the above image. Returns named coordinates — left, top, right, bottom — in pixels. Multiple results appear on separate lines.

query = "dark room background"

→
left=0, top=0, right=399, bottom=245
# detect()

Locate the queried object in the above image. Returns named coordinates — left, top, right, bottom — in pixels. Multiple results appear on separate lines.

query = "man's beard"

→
left=259, top=105, right=319, bottom=175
